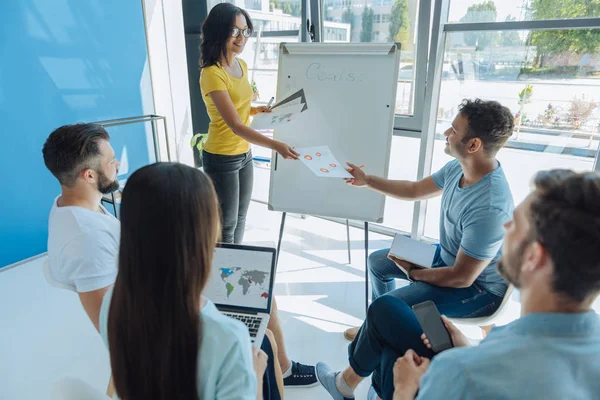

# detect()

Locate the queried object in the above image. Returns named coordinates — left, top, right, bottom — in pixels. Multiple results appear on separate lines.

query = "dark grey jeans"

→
left=202, top=150, right=253, bottom=244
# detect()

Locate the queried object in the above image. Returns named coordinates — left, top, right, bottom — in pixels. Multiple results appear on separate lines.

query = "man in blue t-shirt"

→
left=316, top=99, right=515, bottom=400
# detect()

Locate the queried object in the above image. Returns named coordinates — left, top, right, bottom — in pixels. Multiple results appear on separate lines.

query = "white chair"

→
left=43, top=259, right=76, bottom=292
left=52, top=378, right=110, bottom=400
left=449, top=284, right=516, bottom=336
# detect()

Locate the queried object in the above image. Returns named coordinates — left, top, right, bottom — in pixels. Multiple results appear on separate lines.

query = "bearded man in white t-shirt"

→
left=43, top=123, right=121, bottom=331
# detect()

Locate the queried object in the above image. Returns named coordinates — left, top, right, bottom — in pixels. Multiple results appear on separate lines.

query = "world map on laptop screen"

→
left=204, top=246, right=274, bottom=311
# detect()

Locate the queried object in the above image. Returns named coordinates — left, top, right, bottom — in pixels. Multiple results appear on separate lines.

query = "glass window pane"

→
left=424, top=28, right=600, bottom=240
left=448, top=0, right=600, bottom=23
left=208, top=0, right=303, bottom=31
left=237, top=35, right=299, bottom=104
left=374, top=136, right=418, bottom=233
left=323, top=0, right=420, bottom=116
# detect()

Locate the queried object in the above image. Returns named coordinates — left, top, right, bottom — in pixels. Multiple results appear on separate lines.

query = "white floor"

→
left=2, top=201, right=598, bottom=399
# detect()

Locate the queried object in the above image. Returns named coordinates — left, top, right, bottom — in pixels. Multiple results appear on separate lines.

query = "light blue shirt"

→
left=99, top=286, right=257, bottom=399
left=418, top=311, right=600, bottom=399
left=432, top=160, right=514, bottom=296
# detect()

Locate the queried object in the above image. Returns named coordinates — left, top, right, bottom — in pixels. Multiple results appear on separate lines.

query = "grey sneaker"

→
left=367, top=385, right=379, bottom=400
left=315, top=362, right=354, bottom=400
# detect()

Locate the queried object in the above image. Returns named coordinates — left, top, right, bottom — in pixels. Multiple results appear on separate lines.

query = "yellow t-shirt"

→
left=200, top=58, right=253, bottom=155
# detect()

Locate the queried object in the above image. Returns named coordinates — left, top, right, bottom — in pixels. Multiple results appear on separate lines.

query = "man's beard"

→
left=97, top=170, right=120, bottom=194
left=497, top=241, right=529, bottom=289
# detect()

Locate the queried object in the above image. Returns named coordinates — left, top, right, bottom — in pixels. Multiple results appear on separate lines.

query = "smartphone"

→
left=412, top=301, right=453, bottom=353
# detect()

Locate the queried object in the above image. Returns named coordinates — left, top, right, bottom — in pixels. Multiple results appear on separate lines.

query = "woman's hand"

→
left=253, top=347, right=268, bottom=381
left=251, top=106, right=272, bottom=116
left=273, top=141, right=300, bottom=160
left=421, top=315, right=471, bottom=349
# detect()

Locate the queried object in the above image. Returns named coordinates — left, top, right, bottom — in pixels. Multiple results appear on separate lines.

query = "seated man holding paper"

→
left=344, top=98, right=516, bottom=339
left=315, top=99, right=515, bottom=399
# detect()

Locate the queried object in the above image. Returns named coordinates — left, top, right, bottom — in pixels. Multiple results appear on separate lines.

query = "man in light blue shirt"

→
left=341, top=99, right=516, bottom=347
left=392, top=170, right=600, bottom=400
left=317, top=100, right=516, bottom=400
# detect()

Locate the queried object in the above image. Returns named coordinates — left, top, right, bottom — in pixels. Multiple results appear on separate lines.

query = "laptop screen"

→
left=204, top=244, right=276, bottom=313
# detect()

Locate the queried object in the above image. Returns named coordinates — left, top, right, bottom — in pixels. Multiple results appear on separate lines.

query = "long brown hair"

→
left=108, top=162, right=220, bottom=399
left=200, top=3, right=253, bottom=68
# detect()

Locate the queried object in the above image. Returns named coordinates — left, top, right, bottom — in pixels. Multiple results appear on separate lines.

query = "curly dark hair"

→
left=458, top=98, right=514, bottom=156
left=200, top=3, right=253, bottom=69
left=531, top=169, right=600, bottom=303
left=42, top=123, right=110, bottom=187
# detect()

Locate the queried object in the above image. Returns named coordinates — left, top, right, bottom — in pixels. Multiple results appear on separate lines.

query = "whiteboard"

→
left=267, top=43, right=400, bottom=223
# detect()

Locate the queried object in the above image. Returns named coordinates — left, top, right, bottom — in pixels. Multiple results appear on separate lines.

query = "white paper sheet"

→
left=295, top=146, right=352, bottom=178
left=389, top=234, right=436, bottom=268
left=250, top=103, right=305, bottom=130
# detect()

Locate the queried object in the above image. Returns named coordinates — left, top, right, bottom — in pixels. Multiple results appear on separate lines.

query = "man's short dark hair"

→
left=458, top=99, right=514, bottom=156
left=531, top=170, right=600, bottom=303
left=42, top=123, right=110, bottom=187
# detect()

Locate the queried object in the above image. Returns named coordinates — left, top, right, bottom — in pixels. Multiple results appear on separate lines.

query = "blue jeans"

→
left=357, top=247, right=503, bottom=398
left=261, top=335, right=281, bottom=400
left=349, top=296, right=435, bottom=399
left=368, top=247, right=501, bottom=318
left=202, top=150, right=253, bottom=244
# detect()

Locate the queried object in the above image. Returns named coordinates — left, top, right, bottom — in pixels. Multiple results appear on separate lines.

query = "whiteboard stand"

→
left=275, top=213, right=352, bottom=266
left=364, top=222, right=369, bottom=313
left=275, top=213, right=371, bottom=313
left=268, top=42, right=400, bottom=315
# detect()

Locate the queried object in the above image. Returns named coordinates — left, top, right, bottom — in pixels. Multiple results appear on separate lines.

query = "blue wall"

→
left=0, top=1, right=154, bottom=267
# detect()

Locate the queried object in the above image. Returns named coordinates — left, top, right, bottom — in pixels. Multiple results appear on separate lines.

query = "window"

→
left=448, top=0, right=600, bottom=23
left=372, top=0, right=393, bottom=6
left=378, top=136, right=419, bottom=233
left=244, top=0, right=262, bottom=11
left=324, top=0, right=421, bottom=116
left=208, top=0, right=303, bottom=32
left=423, top=26, right=600, bottom=239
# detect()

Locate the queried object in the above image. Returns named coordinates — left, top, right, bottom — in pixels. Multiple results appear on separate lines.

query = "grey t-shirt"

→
left=432, top=159, right=514, bottom=297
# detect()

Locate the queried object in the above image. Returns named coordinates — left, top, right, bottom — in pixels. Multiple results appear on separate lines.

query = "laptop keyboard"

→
left=223, top=313, right=262, bottom=339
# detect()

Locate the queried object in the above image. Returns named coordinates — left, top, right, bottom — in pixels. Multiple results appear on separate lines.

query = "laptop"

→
left=204, top=243, right=277, bottom=347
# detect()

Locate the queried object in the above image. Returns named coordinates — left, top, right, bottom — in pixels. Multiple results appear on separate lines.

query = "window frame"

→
left=413, top=1, right=600, bottom=240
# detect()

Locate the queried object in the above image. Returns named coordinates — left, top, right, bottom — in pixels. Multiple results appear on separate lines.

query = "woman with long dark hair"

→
left=200, top=3, right=299, bottom=245
left=199, top=4, right=318, bottom=389
left=98, top=163, right=282, bottom=399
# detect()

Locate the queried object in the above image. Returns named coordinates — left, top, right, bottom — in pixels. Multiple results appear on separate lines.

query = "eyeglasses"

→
left=231, top=28, right=252, bottom=38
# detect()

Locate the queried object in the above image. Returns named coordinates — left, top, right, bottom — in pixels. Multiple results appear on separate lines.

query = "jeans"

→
left=202, top=150, right=253, bottom=244
left=349, top=296, right=435, bottom=400
left=261, top=335, right=281, bottom=400
left=368, top=247, right=502, bottom=318
left=358, top=247, right=503, bottom=399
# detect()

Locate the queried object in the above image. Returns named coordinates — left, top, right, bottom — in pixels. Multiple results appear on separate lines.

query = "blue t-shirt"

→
left=99, top=286, right=257, bottom=400
left=431, top=159, right=514, bottom=296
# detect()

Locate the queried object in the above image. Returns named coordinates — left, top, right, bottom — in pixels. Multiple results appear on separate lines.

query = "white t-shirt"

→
left=47, top=196, right=120, bottom=292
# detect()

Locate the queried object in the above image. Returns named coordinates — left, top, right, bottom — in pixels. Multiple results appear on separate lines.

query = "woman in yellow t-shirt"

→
left=200, top=3, right=299, bottom=244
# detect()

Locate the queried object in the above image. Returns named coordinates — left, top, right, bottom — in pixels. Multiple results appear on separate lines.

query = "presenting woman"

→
left=200, top=3, right=299, bottom=244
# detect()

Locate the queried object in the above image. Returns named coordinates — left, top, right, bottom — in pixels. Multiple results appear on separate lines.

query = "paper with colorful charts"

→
left=295, top=145, right=352, bottom=178
left=249, top=103, right=305, bottom=130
